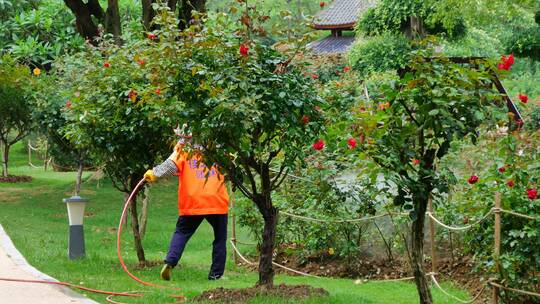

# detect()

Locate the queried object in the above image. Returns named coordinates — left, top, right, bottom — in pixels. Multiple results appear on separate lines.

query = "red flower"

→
left=497, top=54, right=515, bottom=71
left=137, top=59, right=145, bottom=65
left=65, top=100, right=72, bottom=109
left=128, top=90, right=137, bottom=101
left=312, top=139, right=325, bottom=151
left=498, top=166, right=506, bottom=173
left=147, top=33, right=157, bottom=40
left=239, top=44, right=249, bottom=56
left=527, top=189, right=538, bottom=200
left=343, top=66, right=350, bottom=73
left=518, top=93, right=528, bottom=103
left=301, top=115, right=310, bottom=125
left=516, top=119, right=524, bottom=128
left=468, top=175, right=479, bottom=184
left=412, top=159, right=420, bottom=166
left=347, top=138, right=357, bottom=149
left=104, top=61, right=111, bottom=68
left=507, top=180, right=515, bottom=188
left=311, top=74, right=319, bottom=80
left=320, top=1, right=326, bottom=8
left=155, top=88, right=161, bottom=95
left=359, top=107, right=366, bottom=112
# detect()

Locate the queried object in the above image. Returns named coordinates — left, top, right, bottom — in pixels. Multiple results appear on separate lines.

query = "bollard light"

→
left=63, top=195, right=88, bottom=260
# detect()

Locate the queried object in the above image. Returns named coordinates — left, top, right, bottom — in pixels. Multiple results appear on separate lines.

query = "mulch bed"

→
left=0, top=175, right=32, bottom=183
left=192, top=284, right=329, bottom=303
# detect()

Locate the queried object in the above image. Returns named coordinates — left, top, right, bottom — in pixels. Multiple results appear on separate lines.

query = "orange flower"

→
left=378, top=102, right=390, bottom=110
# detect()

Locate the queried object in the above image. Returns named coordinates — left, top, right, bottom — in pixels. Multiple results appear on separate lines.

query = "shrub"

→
left=356, top=47, right=505, bottom=303
left=506, top=26, right=540, bottom=61
left=447, top=133, right=540, bottom=303
left=170, top=7, right=325, bottom=287
left=440, top=27, right=505, bottom=58
left=348, top=33, right=411, bottom=77
left=0, top=0, right=85, bottom=66
left=357, top=0, right=466, bottom=39
left=62, top=8, right=182, bottom=262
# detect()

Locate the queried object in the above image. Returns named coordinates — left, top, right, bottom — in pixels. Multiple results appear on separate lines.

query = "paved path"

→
left=0, top=224, right=99, bottom=304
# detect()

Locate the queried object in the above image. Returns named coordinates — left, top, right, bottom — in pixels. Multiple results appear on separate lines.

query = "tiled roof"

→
left=313, top=0, right=377, bottom=29
left=308, top=36, right=356, bottom=54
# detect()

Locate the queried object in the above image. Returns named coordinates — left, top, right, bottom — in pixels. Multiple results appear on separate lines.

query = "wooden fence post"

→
left=492, top=192, right=502, bottom=304
left=229, top=183, right=238, bottom=266
left=429, top=197, right=437, bottom=274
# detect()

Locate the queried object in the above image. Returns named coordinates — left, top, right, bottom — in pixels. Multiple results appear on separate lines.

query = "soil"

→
left=0, top=175, right=32, bottom=183
left=192, top=284, right=329, bottom=303
left=233, top=249, right=491, bottom=303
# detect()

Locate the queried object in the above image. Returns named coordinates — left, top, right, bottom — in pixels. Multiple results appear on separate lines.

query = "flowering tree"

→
left=0, top=55, right=34, bottom=178
left=63, top=10, right=181, bottom=262
left=170, top=11, right=325, bottom=287
left=357, top=49, right=508, bottom=303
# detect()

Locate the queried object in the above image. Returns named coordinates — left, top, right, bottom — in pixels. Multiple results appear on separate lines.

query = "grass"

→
left=0, top=142, right=470, bottom=303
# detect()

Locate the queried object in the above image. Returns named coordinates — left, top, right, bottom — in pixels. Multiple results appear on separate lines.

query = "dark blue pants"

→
left=164, top=214, right=228, bottom=278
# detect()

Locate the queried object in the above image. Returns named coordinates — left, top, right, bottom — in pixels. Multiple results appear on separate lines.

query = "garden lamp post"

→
left=63, top=196, right=88, bottom=259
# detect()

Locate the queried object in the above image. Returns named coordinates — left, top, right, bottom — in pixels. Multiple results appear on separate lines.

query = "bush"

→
left=357, top=0, right=466, bottom=39
left=348, top=33, right=411, bottom=77
left=447, top=134, right=540, bottom=303
left=440, top=27, right=505, bottom=58
left=506, top=26, right=540, bottom=61
left=0, top=0, right=85, bottom=66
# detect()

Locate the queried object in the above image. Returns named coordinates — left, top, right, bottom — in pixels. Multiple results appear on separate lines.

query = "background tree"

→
left=32, top=73, right=90, bottom=194
left=356, top=48, right=507, bottom=303
left=0, top=55, right=33, bottom=178
left=170, top=7, right=325, bottom=286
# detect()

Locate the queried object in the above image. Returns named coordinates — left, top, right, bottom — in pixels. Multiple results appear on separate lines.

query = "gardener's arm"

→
left=144, top=151, right=180, bottom=182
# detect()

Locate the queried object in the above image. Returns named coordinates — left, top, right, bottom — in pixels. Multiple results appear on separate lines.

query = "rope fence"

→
left=279, top=210, right=408, bottom=223
left=230, top=185, right=539, bottom=303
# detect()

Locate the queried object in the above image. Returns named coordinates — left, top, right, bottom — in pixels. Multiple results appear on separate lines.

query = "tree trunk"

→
left=138, top=186, right=149, bottom=238
left=408, top=16, right=426, bottom=39
left=411, top=195, right=433, bottom=304
left=1, top=141, right=8, bottom=177
left=75, top=156, right=84, bottom=196
left=168, top=0, right=178, bottom=12
left=179, top=0, right=206, bottom=30
left=63, top=0, right=100, bottom=42
left=105, top=0, right=122, bottom=44
left=257, top=204, right=278, bottom=288
left=141, top=0, right=156, bottom=30
left=87, top=0, right=105, bottom=22
left=128, top=177, right=146, bottom=263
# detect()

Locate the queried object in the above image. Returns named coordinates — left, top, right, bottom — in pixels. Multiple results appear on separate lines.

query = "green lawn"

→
left=0, top=142, right=470, bottom=303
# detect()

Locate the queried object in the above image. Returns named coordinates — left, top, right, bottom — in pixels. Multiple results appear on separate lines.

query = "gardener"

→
left=144, top=135, right=229, bottom=281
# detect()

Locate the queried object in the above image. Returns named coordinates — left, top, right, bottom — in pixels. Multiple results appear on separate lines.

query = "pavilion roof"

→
left=313, top=0, right=377, bottom=30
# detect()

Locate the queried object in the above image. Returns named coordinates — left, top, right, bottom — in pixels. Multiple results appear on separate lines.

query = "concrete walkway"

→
left=0, top=224, right=99, bottom=304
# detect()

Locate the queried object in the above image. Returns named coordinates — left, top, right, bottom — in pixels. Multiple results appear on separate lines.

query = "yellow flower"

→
left=328, top=248, right=334, bottom=255
left=33, top=68, right=41, bottom=76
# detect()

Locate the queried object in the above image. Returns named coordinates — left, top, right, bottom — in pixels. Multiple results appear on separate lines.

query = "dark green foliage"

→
left=357, top=0, right=466, bottom=39
left=349, top=33, right=412, bottom=77
left=535, top=10, right=540, bottom=25
left=0, top=0, right=85, bottom=66
left=526, top=106, right=540, bottom=131
left=506, top=26, right=540, bottom=61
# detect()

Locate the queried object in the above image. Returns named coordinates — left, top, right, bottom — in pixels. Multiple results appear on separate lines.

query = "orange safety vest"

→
left=171, top=145, right=229, bottom=216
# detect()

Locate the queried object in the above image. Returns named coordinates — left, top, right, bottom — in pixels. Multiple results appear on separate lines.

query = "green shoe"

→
left=160, top=264, right=173, bottom=281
